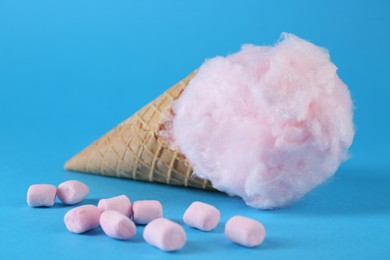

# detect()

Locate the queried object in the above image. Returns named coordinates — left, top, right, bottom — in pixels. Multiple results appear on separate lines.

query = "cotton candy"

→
left=162, top=33, right=354, bottom=209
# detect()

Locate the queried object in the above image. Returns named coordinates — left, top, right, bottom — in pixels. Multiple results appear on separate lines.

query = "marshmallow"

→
left=64, top=204, right=101, bottom=234
left=143, top=218, right=186, bottom=251
left=132, top=200, right=163, bottom=225
left=98, top=195, right=131, bottom=217
left=183, top=201, right=220, bottom=231
left=27, top=184, right=57, bottom=207
left=100, top=210, right=136, bottom=240
left=57, top=180, right=89, bottom=205
left=225, top=216, right=266, bottom=247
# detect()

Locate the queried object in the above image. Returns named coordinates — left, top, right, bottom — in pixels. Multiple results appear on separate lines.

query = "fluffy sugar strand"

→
left=163, top=33, right=354, bottom=209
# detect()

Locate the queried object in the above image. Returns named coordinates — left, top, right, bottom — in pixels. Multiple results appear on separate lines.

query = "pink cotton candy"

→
left=162, top=33, right=355, bottom=209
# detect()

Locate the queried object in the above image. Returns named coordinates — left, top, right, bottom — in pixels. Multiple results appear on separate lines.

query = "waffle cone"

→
left=65, top=71, right=213, bottom=190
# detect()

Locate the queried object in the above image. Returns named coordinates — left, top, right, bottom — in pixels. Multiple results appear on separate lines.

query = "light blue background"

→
left=1, top=0, right=389, bottom=259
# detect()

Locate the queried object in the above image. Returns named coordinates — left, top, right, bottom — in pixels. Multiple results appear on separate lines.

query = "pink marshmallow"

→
left=225, top=216, right=266, bottom=247
left=98, top=195, right=131, bottom=217
left=143, top=218, right=186, bottom=251
left=57, top=180, right=89, bottom=205
left=27, top=184, right=57, bottom=207
left=132, top=200, right=163, bottom=225
left=64, top=204, right=101, bottom=234
left=183, top=201, right=220, bottom=231
left=100, top=210, right=136, bottom=240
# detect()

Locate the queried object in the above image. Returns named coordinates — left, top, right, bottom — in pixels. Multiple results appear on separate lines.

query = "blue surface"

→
left=1, top=0, right=389, bottom=259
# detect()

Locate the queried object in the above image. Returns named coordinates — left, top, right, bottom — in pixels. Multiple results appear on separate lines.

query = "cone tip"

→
left=64, top=157, right=75, bottom=171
